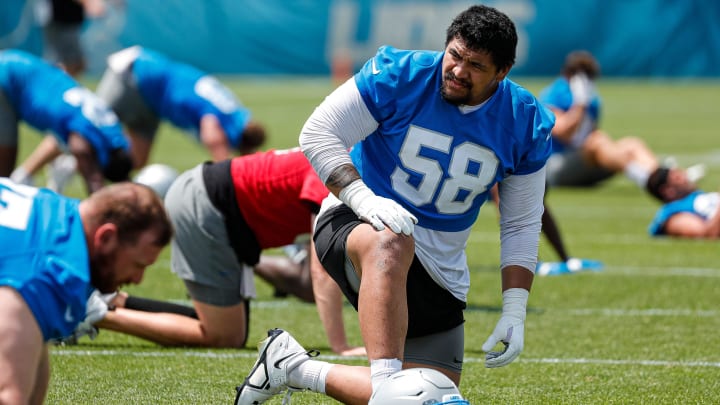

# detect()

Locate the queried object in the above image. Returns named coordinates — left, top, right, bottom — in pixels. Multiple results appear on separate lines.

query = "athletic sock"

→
left=288, top=359, right=333, bottom=393
left=10, top=166, right=33, bottom=185
left=370, top=358, right=402, bottom=392
left=624, top=162, right=650, bottom=188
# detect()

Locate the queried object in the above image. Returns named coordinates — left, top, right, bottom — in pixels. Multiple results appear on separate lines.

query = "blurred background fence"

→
left=2, top=0, right=719, bottom=77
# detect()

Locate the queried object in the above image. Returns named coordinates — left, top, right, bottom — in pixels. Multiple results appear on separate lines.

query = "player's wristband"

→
left=502, top=288, right=529, bottom=320
left=338, top=179, right=375, bottom=213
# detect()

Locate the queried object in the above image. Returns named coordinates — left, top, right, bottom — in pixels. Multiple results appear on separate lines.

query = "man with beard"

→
left=72, top=148, right=365, bottom=357
left=0, top=179, right=172, bottom=404
left=235, top=4, right=554, bottom=404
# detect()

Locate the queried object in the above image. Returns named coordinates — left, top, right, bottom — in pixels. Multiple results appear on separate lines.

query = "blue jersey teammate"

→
left=0, top=178, right=172, bottom=403
left=0, top=49, right=132, bottom=194
left=95, top=46, right=266, bottom=167
left=538, top=50, right=660, bottom=189
left=646, top=167, right=720, bottom=238
left=235, top=5, right=553, bottom=404
left=14, top=46, right=266, bottom=194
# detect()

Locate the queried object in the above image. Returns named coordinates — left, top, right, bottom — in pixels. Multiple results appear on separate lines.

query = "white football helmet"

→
left=133, top=164, right=178, bottom=199
left=369, top=368, right=470, bottom=404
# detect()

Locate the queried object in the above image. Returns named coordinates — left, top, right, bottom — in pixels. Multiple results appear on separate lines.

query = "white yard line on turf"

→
left=50, top=349, right=720, bottom=368
left=470, top=232, right=656, bottom=244
left=564, top=308, right=718, bottom=316
left=608, top=266, right=720, bottom=277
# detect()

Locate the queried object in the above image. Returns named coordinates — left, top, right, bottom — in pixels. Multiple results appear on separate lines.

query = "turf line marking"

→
left=671, top=149, right=720, bottom=166
left=470, top=231, right=706, bottom=244
left=565, top=308, right=718, bottom=316
left=537, top=265, right=720, bottom=278
left=517, top=358, right=720, bottom=368
left=609, top=266, right=720, bottom=277
left=50, top=349, right=720, bottom=368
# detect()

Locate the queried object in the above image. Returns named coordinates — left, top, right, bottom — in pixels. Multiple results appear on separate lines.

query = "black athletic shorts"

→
left=313, top=203, right=466, bottom=338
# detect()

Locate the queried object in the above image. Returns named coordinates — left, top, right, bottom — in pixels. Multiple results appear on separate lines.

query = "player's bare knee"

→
left=375, top=230, right=414, bottom=258
left=0, top=387, right=29, bottom=405
left=618, top=136, right=648, bottom=151
left=367, top=231, right=415, bottom=277
left=208, top=331, right=248, bottom=348
left=349, top=226, right=414, bottom=265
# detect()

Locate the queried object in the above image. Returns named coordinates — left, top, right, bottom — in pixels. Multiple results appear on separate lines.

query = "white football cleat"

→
left=234, top=328, right=318, bottom=405
left=282, top=243, right=308, bottom=264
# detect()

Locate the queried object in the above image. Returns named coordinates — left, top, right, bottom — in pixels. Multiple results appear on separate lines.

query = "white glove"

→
left=84, top=289, right=111, bottom=324
left=49, top=323, right=99, bottom=345
left=73, top=290, right=113, bottom=338
left=339, top=180, right=418, bottom=235
left=569, top=73, right=595, bottom=107
left=68, top=320, right=100, bottom=343
left=51, top=290, right=111, bottom=345
left=482, top=288, right=528, bottom=368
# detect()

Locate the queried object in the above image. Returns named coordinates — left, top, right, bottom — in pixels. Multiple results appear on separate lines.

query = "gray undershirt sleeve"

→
left=498, top=167, right=547, bottom=273
left=299, top=78, right=379, bottom=184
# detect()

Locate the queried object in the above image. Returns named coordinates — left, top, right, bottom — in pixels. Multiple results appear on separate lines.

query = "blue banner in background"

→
left=2, top=0, right=719, bottom=77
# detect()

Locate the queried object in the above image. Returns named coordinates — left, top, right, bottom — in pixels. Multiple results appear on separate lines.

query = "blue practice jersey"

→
left=351, top=46, right=554, bottom=232
left=539, top=77, right=601, bottom=154
left=0, top=178, right=92, bottom=341
left=648, top=191, right=720, bottom=236
left=0, top=49, right=129, bottom=168
left=132, top=48, right=251, bottom=148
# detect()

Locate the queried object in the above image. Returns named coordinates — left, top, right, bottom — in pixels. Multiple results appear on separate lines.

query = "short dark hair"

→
left=90, top=182, right=173, bottom=247
left=238, top=121, right=266, bottom=155
left=562, top=50, right=601, bottom=80
left=103, top=148, right=133, bottom=182
left=645, top=167, right=670, bottom=202
left=445, top=5, right=517, bottom=71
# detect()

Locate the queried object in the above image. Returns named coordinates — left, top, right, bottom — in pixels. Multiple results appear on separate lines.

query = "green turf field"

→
left=20, top=77, right=720, bottom=404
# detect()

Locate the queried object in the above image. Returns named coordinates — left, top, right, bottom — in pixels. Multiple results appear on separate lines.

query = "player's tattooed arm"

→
left=325, top=164, right=361, bottom=196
